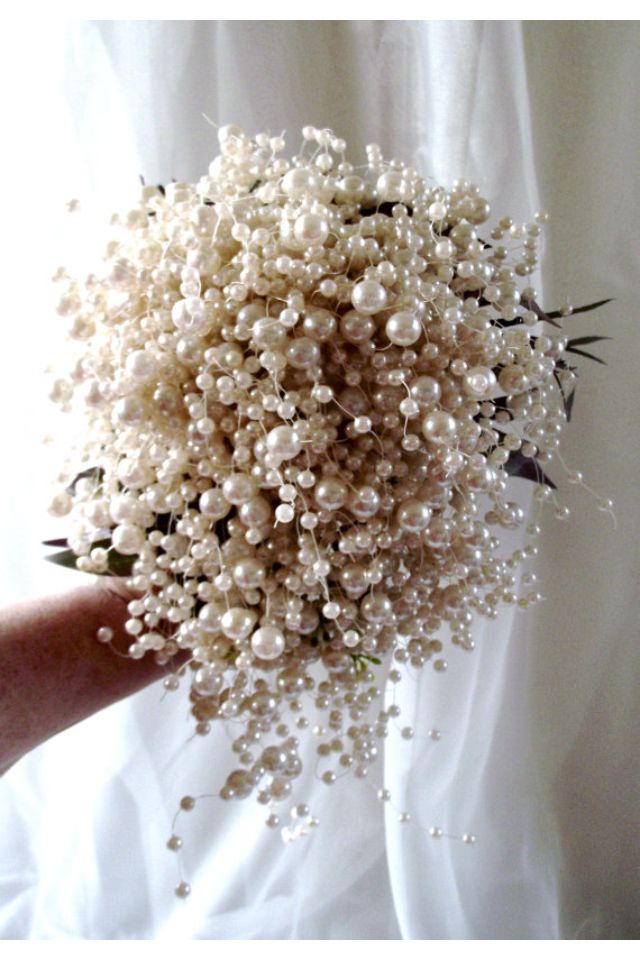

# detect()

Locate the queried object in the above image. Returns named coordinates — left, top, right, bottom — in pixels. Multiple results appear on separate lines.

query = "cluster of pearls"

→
left=49, top=125, right=575, bottom=872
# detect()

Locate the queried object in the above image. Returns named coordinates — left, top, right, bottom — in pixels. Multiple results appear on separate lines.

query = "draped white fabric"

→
left=0, top=20, right=638, bottom=939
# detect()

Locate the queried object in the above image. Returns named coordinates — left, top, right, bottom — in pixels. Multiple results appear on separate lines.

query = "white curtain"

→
left=0, top=21, right=638, bottom=939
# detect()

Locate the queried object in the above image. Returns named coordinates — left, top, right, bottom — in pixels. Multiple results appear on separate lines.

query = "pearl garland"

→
left=47, top=124, right=596, bottom=896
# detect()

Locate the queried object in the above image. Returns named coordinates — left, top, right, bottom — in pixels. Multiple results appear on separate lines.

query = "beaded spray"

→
left=47, top=125, right=612, bottom=898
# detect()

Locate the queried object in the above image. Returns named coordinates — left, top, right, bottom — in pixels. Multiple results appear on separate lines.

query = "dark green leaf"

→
left=45, top=540, right=137, bottom=576
left=566, top=335, right=612, bottom=347
left=102, top=551, right=137, bottom=576
left=546, top=298, right=614, bottom=320
left=520, top=297, right=562, bottom=328
left=564, top=346, right=607, bottom=364
left=66, top=466, right=104, bottom=495
left=42, top=538, right=69, bottom=548
left=45, top=548, right=80, bottom=570
left=504, top=451, right=557, bottom=489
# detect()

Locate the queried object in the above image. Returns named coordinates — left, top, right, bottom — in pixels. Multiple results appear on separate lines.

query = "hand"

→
left=0, top=580, right=173, bottom=774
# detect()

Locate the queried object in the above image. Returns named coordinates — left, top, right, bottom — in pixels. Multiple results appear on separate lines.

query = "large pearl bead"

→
left=266, top=425, right=302, bottom=461
left=251, top=625, right=285, bottom=660
left=410, top=375, right=442, bottom=406
left=125, top=349, right=157, bottom=381
left=303, top=307, right=336, bottom=341
left=222, top=473, right=257, bottom=505
left=314, top=477, right=348, bottom=511
left=339, top=563, right=369, bottom=597
left=285, top=337, right=320, bottom=370
left=199, top=488, right=231, bottom=518
left=347, top=485, right=380, bottom=520
left=422, top=411, right=457, bottom=444
left=221, top=607, right=258, bottom=640
left=376, top=170, right=404, bottom=202
left=112, top=523, right=144, bottom=555
left=293, top=213, right=329, bottom=246
left=385, top=311, right=422, bottom=346
left=396, top=498, right=431, bottom=532
left=340, top=310, right=375, bottom=343
left=239, top=495, right=272, bottom=527
left=351, top=279, right=388, bottom=315
left=498, top=366, right=530, bottom=394
left=281, top=167, right=318, bottom=198
left=361, top=593, right=393, bottom=624
left=463, top=366, right=497, bottom=398
left=193, top=666, right=223, bottom=697
left=233, top=557, right=266, bottom=590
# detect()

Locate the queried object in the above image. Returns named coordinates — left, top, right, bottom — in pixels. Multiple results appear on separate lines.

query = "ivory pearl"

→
left=314, top=477, right=348, bottom=511
left=463, top=366, right=497, bottom=398
left=293, top=213, right=329, bottom=246
left=385, top=311, right=422, bottom=346
left=410, top=376, right=442, bottom=406
left=125, top=349, right=156, bottom=381
left=112, top=523, right=145, bottom=555
left=281, top=167, right=318, bottom=198
left=422, top=411, right=458, bottom=444
left=340, top=310, right=375, bottom=343
left=222, top=474, right=257, bottom=505
left=221, top=607, right=258, bottom=640
left=251, top=625, right=285, bottom=660
left=266, top=425, right=302, bottom=461
left=351, top=279, right=387, bottom=315
left=396, top=498, right=431, bottom=532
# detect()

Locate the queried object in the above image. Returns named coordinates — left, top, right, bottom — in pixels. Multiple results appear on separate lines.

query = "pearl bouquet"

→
left=46, top=125, right=609, bottom=890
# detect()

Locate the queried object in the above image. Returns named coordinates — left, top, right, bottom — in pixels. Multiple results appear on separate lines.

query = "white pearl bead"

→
left=396, top=498, right=431, bottom=532
left=221, top=607, right=258, bottom=640
left=275, top=503, right=295, bottom=523
left=251, top=625, right=285, bottom=660
left=361, top=593, right=392, bottom=624
left=422, top=411, right=457, bottom=444
left=199, top=489, right=230, bottom=517
left=376, top=170, right=404, bottom=201
left=112, top=523, right=144, bottom=555
left=293, top=213, right=329, bottom=246
left=285, top=337, right=320, bottom=370
left=314, top=477, right=347, bottom=511
left=498, top=366, right=529, bottom=394
left=351, top=279, right=388, bottom=315
left=385, top=311, right=422, bottom=346
left=410, top=375, right=442, bottom=406
left=463, top=366, right=497, bottom=398
left=429, top=200, right=447, bottom=220
left=193, top=666, right=223, bottom=697
left=222, top=473, right=257, bottom=505
left=266, top=425, right=302, bottom=461
left=281, top=167, right=318, bottom=198
left=125, top=349, right=156, bottom=381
